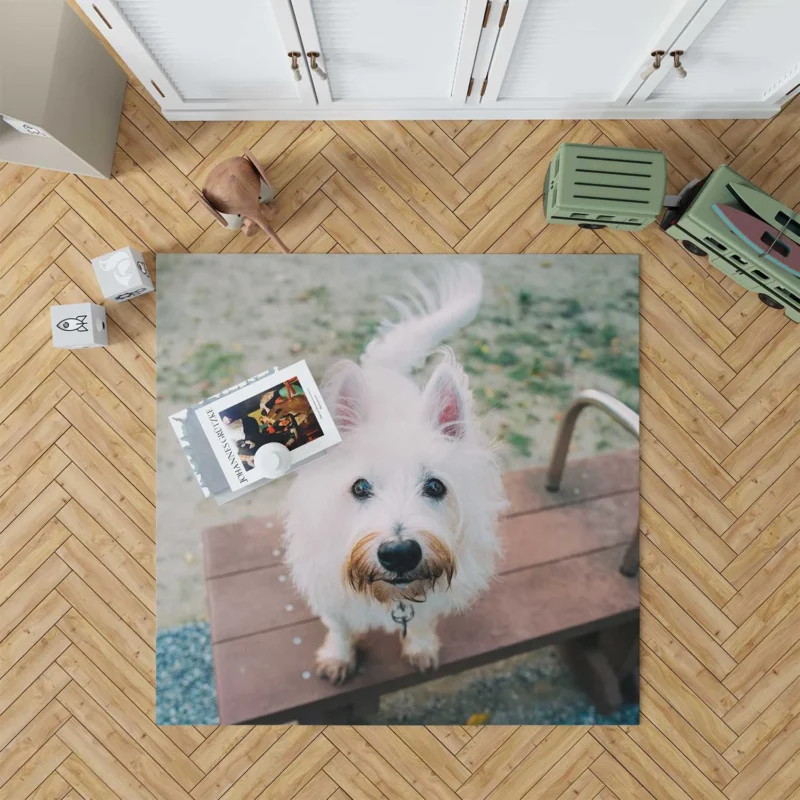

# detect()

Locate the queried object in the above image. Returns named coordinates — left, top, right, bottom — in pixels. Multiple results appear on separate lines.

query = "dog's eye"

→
left=422, top=477, right=446, bottom=500
left=351, top=478, right=373, bottom=499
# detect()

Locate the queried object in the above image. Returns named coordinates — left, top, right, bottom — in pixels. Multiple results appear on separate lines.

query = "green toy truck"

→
left=659, top=165, right=800, bottom=323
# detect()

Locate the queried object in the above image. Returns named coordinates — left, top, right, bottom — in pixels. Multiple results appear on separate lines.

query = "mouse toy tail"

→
left=254, top=209, right=290, bottom=254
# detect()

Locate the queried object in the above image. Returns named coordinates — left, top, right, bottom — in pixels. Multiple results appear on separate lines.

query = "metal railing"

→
left=545, top=389, right=640, bottom=577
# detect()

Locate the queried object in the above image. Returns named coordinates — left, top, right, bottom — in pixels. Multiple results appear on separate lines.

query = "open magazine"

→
left=169, top=360, right=341, bottom=504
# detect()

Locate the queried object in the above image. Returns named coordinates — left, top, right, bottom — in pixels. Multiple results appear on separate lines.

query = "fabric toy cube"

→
left=51, top=303, right=107, bottom=349
left=91, top=246, right=154, bottom=302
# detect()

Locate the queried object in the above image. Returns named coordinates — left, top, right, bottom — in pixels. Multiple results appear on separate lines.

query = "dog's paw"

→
left=402, top=640, right=440, bottom=672
left=316, top=655, right=356, bottom=684
left=315, top=628, right=357, bottom=684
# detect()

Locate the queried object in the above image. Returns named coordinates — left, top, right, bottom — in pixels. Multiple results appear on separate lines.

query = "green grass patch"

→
left=475, top=386, right=510, bottom=408
left=559, top=298, right=583, bottom=319
left=508, top=356, right=566, bottom=383
left=508, top=364, right=532, bottom=381
left=466, top=342, right=520, bottom=367
left=488, top=316, right=515, bottom=326
left=298, top=285, right=330, bottom=302
left=518, top=290, right=535, bottom=314
left=497, top=330, right=548, bottom=348
left=337, top=321, right=380, bottom=357
left=526, top=377, right=574, bottom=400
left=594, top=351, right=639, bottom=387
left=164, top=342, right=245, bottom=402
left=505, top=431, right=533, bottom=457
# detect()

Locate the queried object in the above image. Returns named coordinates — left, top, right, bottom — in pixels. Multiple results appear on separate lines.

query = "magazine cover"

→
left=169, top=360, right=340, bottom=502
left=195, top=360, right=340, bottom=490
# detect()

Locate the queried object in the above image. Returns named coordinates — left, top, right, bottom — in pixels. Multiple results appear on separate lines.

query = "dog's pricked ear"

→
left=423, top=357, right=470, bottom=440
left=324, top=360, right=368, bottom=432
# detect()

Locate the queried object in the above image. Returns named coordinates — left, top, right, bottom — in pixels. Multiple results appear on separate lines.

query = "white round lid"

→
left=253, top=442, right=292, bottom=479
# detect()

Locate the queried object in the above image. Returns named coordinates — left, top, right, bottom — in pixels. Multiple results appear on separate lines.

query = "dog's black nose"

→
left=378, top=539, right=422, bottom=574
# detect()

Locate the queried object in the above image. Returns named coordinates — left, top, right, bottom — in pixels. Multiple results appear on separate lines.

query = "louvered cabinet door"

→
left=289, top=0, right=486, bottom=108
left=478, top=0, right=707, bottom=111
left=631, top=0, right=800, bottom=109
left=75, top=0, right=315, bottom=113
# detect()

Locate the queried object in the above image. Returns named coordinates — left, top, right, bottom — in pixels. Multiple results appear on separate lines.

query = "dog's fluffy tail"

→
left=361, top=263, right=483, bottom=374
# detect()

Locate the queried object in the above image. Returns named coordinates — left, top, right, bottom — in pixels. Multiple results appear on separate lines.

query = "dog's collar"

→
left=391, top=601, right=415, bottom=638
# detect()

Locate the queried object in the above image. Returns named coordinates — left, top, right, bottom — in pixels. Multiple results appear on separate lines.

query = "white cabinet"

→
left=630, top=0, right=800, bottom=109
left=77, top=0, right=800, bottom=120
left=477, top=0, right=705, bottom=107
left=477, top=0, right=799, bottom=115
left=78, top=0, right=316, bottom=112
left=290, top=0, right=486, bottom=108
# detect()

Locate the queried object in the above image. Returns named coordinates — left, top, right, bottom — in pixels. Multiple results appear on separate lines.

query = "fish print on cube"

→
left=92, top=245, right=154, bottom=302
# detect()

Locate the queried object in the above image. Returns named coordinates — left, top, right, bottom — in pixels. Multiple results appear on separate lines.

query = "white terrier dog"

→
left=283, top=264, right=506, bottom=683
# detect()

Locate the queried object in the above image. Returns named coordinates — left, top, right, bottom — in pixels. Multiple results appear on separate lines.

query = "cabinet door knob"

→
left=288, top=52, right=302, bottom=81
left=641, top=50, right=665, bottom=80
left=670, top=50, right=687, bottom=79
left=307, top=52, right=328, bottom=81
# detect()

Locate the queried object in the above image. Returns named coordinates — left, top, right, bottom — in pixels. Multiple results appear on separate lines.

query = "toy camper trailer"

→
left=544, top=143, right=667, bottom=231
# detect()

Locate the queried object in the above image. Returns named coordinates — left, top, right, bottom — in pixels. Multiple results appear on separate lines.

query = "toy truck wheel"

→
left=758, top=293, right=784, bottom=310
left=578, top=223, right=606, bottom=230
left=682, top=240, right=707, bottom=257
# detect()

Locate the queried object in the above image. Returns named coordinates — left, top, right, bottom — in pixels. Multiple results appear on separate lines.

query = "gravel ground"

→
left=156, top=622, right=638, bottom=726
left=156, top=622, right=218, bottom=725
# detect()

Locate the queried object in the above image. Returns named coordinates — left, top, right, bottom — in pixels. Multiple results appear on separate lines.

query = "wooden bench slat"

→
left=502, top=449, right=638, bottom=518
left=208, top=563, right=310, bottom=643
left=212, top=544, right=638, bottom=724
left=500, top=490, right=638, bottom=574
left=203, top=517, right=283, bottom=579
left=205, top=489, right=638, bottom=646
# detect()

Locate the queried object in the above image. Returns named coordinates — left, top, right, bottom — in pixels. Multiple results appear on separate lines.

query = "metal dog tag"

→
left=391, top=601, right=414, bottom=638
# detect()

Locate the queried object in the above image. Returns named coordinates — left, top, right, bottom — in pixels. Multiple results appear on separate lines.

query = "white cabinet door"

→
left=631, top=0, right=800, bottom=109
left=76, top=0, right=315, bottom=112
left=479, top=0, right=707, bottom=111
left=289, top=0, right=486, bottom=109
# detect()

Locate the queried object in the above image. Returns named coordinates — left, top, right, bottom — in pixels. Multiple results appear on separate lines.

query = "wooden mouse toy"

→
left=196, top=148, right=290, bottom=253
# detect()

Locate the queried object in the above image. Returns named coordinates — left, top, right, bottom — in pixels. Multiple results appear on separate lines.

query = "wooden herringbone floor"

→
left=2, top=60, right=800, bottom=799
